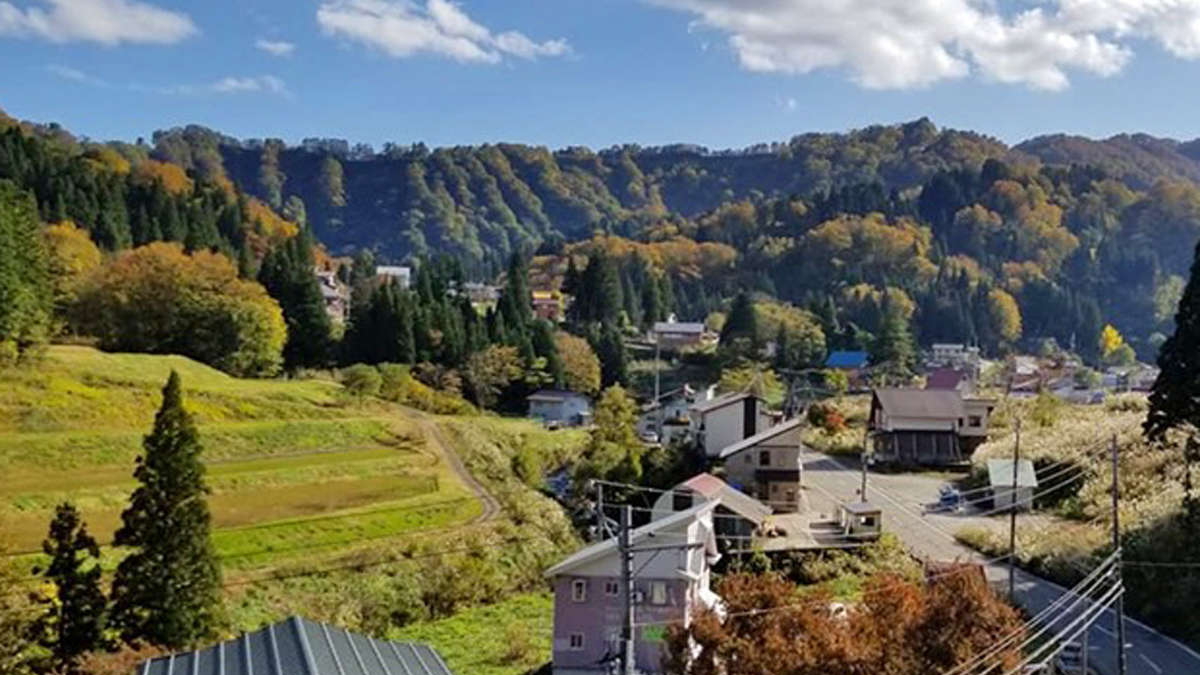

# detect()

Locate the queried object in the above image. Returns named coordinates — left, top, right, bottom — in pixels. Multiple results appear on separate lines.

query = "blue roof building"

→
left=824, top=351, right=870, bottom=369
left=138, top=616, right=454, bottom=675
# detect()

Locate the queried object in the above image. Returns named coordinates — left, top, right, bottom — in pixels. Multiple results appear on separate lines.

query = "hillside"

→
left=152, top=118, right=1015, bottom=265
left=0, top=347, right=589, bottom=648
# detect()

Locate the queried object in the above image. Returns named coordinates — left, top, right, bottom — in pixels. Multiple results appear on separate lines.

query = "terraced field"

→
left=0, top=346, right=481, bottom=570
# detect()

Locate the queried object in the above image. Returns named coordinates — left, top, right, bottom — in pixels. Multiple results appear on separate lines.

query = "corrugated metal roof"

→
left=691, top=391, right=763, bottom=413
left=678, top=474, right=773, bottom=524
left=653, top=321, right=705, bottom=334
left=716, top=418, right=803, bottom=459
left=824, top=351, right=869, bottom=368
left=138, top=617, right=455, bottom=675
left=873, top=388, right=964, bottom=420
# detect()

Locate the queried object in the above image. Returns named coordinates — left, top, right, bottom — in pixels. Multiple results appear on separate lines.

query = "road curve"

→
left=802, top=449, right=1200, bottom=675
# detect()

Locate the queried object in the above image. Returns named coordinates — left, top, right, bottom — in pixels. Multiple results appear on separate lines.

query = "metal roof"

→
left=138, top=617, right=454, bottom=675
left=678, top=473, right=773, bottom=524
left=873, top=388, right=965, bottom=420
left=987, top=459, right=1039, bottom=489
left=526, top=389, right=589, bottom=402
left=717, top=418, right=803, bottom=459
left=544, top=501, right=717, bottom=578
left=824, top=351, right=869, bottom=368
left=654, top=321, right=705, bottom=334
left=690, top=391, right=762, bottom=414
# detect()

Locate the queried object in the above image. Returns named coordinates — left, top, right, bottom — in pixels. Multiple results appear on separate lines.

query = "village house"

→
left=528, top=390, right=592, bottom=427
left=137, top=616, right=454, bottom=675
left=689, top=391, right=773, bottom=459
left=533, top=289, right=564, bottom=322
left=824, top=350, right=870, bottom=390
left=712, top=417, right=806, bottom=513
left=925, top=366, right=974, bottom=394
left=652, top=315, right=708, bottom=350
left=868, top=388, right=996, bottom=465
left=545, top=502, right=723, bottom=675
left=650, top=473, right=772, bottom=547
left=638, top=385, right=696, bottom=445
left=987, top=458, right=1039, bottom=512
left=929, top=343, right=981, bottom=370
left=459, top=281, right=500, bottom=309
left=314, top=268, right=350, bottom=323
left=375, top=264, right=411, bottom=289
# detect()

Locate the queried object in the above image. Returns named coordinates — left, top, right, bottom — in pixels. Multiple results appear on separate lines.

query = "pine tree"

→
left=595, top=324, right=629, bottom=387
left=871, top=305, right=916, bottom=380
left=258, top=232, right=333, bottom=370
left=110, top=372, right=221, bottom=648
left=531, top=320, right=565, bottom=387
left=31, top=502, right=108, bottom=673
left=0, top=180, right=51, bottom=359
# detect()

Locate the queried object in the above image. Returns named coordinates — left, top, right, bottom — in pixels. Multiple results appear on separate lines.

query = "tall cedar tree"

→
left=1146, top=238, right=1200, bottom=442
left=110, top=372, right=221, bottom=648
left=1146, top=239, right=1200, bottom=513
left=594, top=323, right=629, bottom=387
left=258, top=230, right=333, bottom=369
left=719, top=292, right=759, bottom=362
left=0, top=180, right=52, bottom=357
left=871, top=302, right=916, bottom=378
left=31, top=503, right=108, bottom=673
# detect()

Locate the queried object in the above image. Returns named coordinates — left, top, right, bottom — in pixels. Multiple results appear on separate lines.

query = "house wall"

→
left=551, top=576, right=694, bottom=674
left=872, top=431, right=962, bottom=465
left=724, top=440, right=803, bottom=511
left=961, top=399, right=993, bottom=438
left=699, top=401, right=772, bottom=458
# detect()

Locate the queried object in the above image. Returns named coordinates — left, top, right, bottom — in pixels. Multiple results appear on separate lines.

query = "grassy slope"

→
left=0, top=346, right=479, bottom=567
left=391, top=593, right=553, bottom=675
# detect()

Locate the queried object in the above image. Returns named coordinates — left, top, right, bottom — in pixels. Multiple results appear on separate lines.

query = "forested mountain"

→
left=150, top=118, right=1014, bottom=269
left=9, top=104, right=1200, bottom=365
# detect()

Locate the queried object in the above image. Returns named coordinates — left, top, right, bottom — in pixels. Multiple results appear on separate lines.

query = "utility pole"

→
left=619, top=505, right=636, bottom=675
left=654, top=337, right=662, bottom=441
left=1111, top=433, right=1127, bottom=675
left=860, top=442, right=869, bottom=502
left=1008, top=418, right=1021, bottom=602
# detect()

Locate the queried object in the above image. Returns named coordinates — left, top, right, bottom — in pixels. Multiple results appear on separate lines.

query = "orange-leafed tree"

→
left=72, top=242, right=285, bottom=377
left=663, top=569, right=1024, bottom=675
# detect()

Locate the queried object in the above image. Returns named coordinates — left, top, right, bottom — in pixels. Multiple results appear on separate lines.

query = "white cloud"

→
left=46, top=63, right=109, bottom=85
left=316, top=0, right=571, bottom=63
left=255, top=38, right=295, bottom=56
left=647, top=0, right=1200, bottom=91
left=163, top=75, right=290, bottom=97
left=0, top=0, right=195, bottom=45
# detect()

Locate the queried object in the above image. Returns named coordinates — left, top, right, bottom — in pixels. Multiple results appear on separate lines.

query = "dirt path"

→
left=408, top=412, right=501, bottom=524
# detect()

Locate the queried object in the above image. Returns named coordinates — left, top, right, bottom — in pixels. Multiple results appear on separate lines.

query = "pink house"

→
left=543, top=502, right=723, bottom=675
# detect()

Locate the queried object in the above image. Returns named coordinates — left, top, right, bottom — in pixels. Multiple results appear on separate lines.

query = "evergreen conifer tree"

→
left=31, top=502, right=109, bottom=674
left=110, top=372, right=221, bottom=648
left=0, top=180, right=51, bottom=359
left=595, top=324, right=629, bottom=387
left=258, top=232, right=334, bottom=370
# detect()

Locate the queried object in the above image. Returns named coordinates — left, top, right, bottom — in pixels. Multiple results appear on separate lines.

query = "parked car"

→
left=925, top=485, right=962, bottom=513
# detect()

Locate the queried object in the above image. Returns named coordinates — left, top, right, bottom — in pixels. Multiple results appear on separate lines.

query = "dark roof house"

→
left=824, top=351, right=869, bottom=369
left=138, top=616, right=454, bottom=675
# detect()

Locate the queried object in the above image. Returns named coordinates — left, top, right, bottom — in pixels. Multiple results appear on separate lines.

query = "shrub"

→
left=342, top=364, right=382, bottom=402
left=807, top=403, right=847, bottom=434
left=1030, top=391, right=1061, bottom=428
left=501, top=622, right=536, bottom=665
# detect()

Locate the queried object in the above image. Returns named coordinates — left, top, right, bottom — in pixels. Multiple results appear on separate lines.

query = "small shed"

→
left=987, top=458, right=1039, bottom=512
left=839, top=502, right=882, bottom=541
left=138, top=616, right=454, bottom=675
left=527, top=390, right=592, bottom=427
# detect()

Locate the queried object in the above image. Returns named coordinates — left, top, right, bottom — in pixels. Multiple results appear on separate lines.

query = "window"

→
left=650, top=581, right=668, bottom=605
left=571, top=579, right=587, bottom=602
left=568, top=633, right=585, bottom=651
left=605, top=580, right=619, bottom=596
left=759, top=450, right=771, bottom=467
left=968, top=415, right=982, bottom=427
left=958, top=417, right=964, bottom=427
left=744, top=454, right=752, bottom=464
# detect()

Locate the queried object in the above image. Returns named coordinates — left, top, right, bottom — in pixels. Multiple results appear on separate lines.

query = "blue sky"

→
left=2, top=0, right=1200, bottom=150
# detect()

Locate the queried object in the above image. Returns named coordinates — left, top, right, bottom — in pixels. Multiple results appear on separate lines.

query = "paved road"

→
left=802, top=449, right=1200, bottom=675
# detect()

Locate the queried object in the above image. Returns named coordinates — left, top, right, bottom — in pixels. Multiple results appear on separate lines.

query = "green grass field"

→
left=392, top=592, right=553, bottom=675
left=0, top=346, right=479, bottom=568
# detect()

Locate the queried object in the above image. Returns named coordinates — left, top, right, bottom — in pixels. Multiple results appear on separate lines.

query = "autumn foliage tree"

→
left=664, top=570, right=1024, bottom=675
left=72, top=242, right=286, bottom=376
